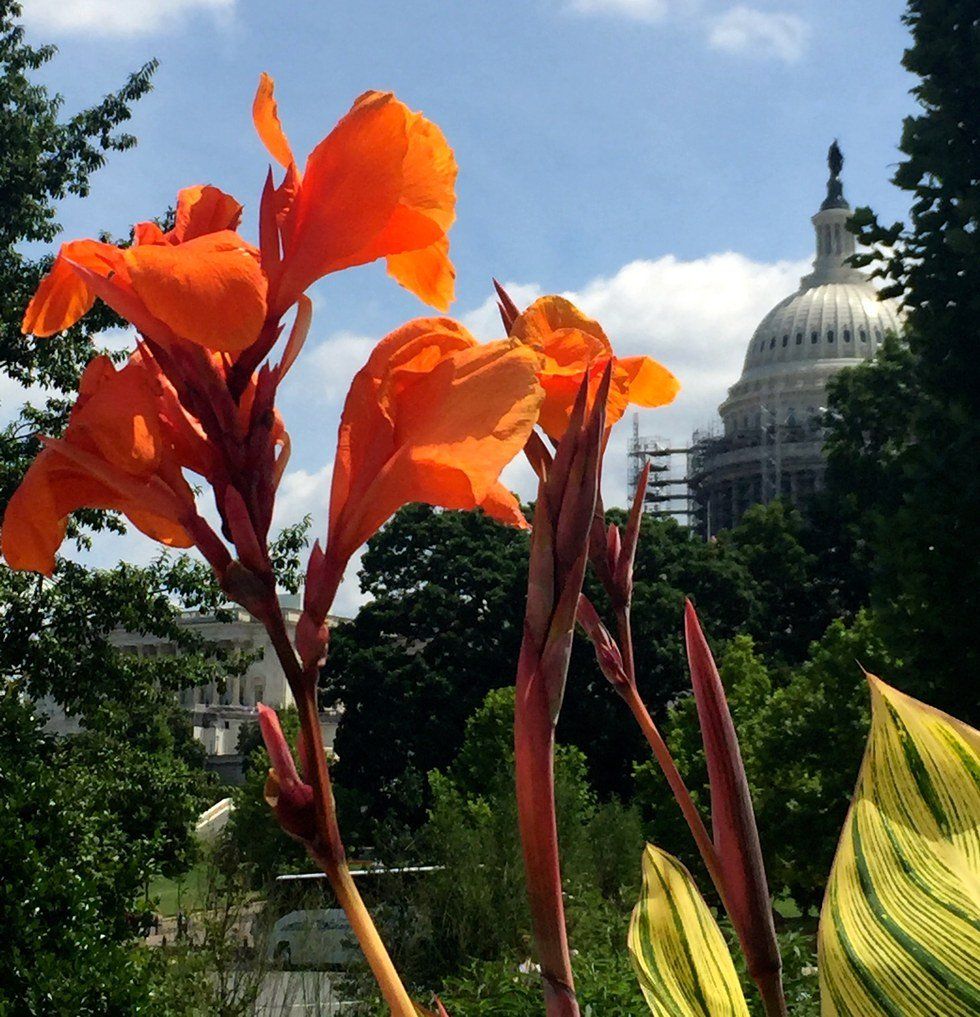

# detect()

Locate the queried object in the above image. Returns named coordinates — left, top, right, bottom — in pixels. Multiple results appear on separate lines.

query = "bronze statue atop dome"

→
left=821, top=139, right=849, bottom=209
left=829, top=139, right=843, bottom=177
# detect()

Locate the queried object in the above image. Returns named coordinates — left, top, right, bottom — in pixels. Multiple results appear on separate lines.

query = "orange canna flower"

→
left=509, top=295, right=680, bottom=441
left=22, top=186, right=266, bottom=354
left=302, top=318, right=542, bottom=631
left=0, top=354, right=200, bottom=575
left=253, top=74, right=457, bottom=316
left=327, top=317, right=542, bottom=563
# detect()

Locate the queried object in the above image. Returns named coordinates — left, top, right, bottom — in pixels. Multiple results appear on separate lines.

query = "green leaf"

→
left=628, top=843, right=750, bottom=1016
left=818, top=675, right=980, bottom=1015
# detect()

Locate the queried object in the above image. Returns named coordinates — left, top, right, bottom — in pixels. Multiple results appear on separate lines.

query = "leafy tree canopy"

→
left=0, top=7, right=258, bottom=1012
left=826, top=0, right=980, bottom=720
left=325, top=499, right=843, bottom=832
left=0, top=0, right=156, bottom=393
left=0, top=690, right=193, bottom=1015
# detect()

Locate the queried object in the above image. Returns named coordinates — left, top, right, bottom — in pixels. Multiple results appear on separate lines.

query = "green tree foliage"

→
left=825, top=0, right=980, bottom=720
left=0, top=0, right=156, bottom=395
left=1, top=556, right=242, bottom=716
left=352, top=685, right=646, bottom=1008
left=327, top=499, right=840, bottom=830
left=0, top=691, right=193, bottom=1014
left=0, top=556, right=251, bottom=1016
left=642, top=610, right=895, bottom=914
left=323, top=504, right=531, bottom=833
left=352, top=687, right=820, bottom=1017
left=0, top=7, right=259, bottom=1012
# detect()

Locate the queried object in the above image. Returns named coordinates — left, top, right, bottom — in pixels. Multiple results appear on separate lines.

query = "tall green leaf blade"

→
left=629, top=843, right=750, bottom=1017
left=818, top=675, right=980, bottom=1015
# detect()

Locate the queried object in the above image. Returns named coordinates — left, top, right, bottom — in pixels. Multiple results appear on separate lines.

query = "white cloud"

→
left=274, top=463, right=332, bottom=536
left=22, top=0, right=235, bottom=36
left=272, top=462, right=368, bottom=619
left=707, top=6, right=809, bottom=63
left=565, top=0, right=809, bottom=62
left=464, top=252, right=808, bottom=507
left=0, top=375, right=45, bottom=428
left=292, top=331, right=375, bottom=405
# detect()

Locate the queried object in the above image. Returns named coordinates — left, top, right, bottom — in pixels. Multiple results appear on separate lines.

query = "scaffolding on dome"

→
left=626, top=414, right=693, bottom=525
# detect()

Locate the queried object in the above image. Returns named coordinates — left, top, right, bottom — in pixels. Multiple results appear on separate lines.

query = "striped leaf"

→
left=629, top=843, right=750, bottom=1016
left=818, top=675, right=980, bottom=1016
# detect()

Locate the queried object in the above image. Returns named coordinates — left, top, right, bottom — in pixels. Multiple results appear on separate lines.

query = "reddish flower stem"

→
left=613, top=603, right=787, bottom=1017
left=512, top=373, right=610, bottom=1017
left=514, top=648, right=580, bottom=1017
left=614, top=609, right=725, bottom=899
left=262, top=603, right=418, bottom=1017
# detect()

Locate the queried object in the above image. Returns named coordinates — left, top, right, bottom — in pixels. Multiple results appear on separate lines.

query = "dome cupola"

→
left=719, top=142, right=901, bottom=435
left=687, top=143, right=903, bottom=538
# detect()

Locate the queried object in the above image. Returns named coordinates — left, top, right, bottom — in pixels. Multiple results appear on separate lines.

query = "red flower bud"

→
left=258, top=703, right=316, bottom=843
left=576, top=594, right=628, bottom=688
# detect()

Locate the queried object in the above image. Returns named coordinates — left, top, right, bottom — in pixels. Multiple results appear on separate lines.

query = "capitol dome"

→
left=688, top=143, right=902, bottom=537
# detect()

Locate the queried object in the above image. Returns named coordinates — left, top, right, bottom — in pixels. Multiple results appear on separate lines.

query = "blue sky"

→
left=15, top=0, right=915, bottom=612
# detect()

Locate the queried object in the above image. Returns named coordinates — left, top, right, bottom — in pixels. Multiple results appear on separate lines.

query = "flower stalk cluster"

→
left=514, top=369, right=609, bottom=1017
left=2, top=70, right=795, bottom=1017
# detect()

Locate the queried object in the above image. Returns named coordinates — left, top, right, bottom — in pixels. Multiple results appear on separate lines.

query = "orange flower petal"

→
left=330, top=335, right=542, bottom=562
left=535, top=359, right=621, bottom=439
left=0, top=350, right=201, bottom=575
left=134, top=348, right=216, bottom=478
left=275, top=92, right=408, bottom=310
left=72, top=356, right=164, bottom=474
left=125, top=508, right=194, bottom=548
left=64, top=255, right=183, bottom=351
left=124, top=232, right=267, bottom=352
left=511, top=295, right=612, bottom=362
left=398, top=107, right=457, bottom=234
left=327, top=317, right=476, bottom=547
left=133, top=221, right=167, bottom=246
left=2, top=453, right=90, bottom=574
left=357, top=105, right=456, bottom=307
left=619, top=355, right=681, bottom=408
left=171, top=185, right=244, bottom=243
left=387, top=236, right=455, bottom=312
left=253, top=72, right=295, bottom=169
left=274, top=92, right=457, bottom=313
left=0, top=450, right=190, bottom=576
left=479, top=482, right=529, bottom=529
left=21, top=240, right=121, bottom=337
left=511, top=295, right=679, bottom=440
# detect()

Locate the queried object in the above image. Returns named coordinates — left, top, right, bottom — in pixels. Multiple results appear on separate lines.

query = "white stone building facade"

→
left=109, top=594, right=343, bottom=782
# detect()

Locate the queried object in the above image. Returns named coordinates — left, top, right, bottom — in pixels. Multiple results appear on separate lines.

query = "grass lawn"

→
left=148, top=861, right=211, bottom=917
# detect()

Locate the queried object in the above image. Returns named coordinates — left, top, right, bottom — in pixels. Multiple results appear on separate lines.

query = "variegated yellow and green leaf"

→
left=628, top=843, right=750, bottom=1016
left=818, top=674, right=980, bottom=1016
